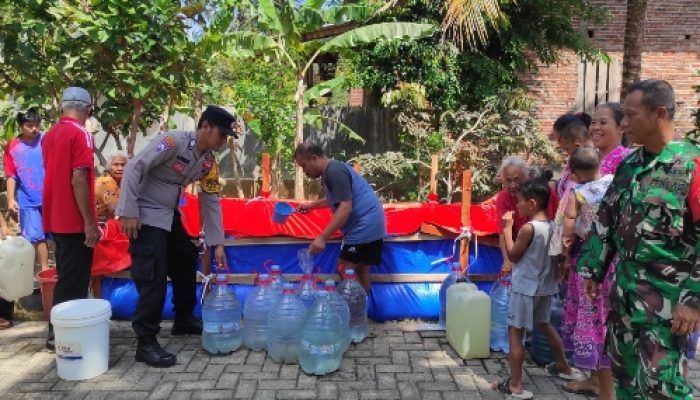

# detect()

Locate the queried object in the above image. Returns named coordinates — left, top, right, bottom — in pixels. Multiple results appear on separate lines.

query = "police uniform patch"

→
left=171, top=159, right=186, bottom=174
left=202, top=153, right=215, bottom=174
left=200, top=161, right=221, bottom=194
left=157, top=136, right=176, bottom=152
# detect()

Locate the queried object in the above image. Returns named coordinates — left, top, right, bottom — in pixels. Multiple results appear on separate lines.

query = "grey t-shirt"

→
left=322, top=160, right=386, bottom=244
left=512, top=220, right=558, bottom=296
left=324, top=161, right=353, bottom=206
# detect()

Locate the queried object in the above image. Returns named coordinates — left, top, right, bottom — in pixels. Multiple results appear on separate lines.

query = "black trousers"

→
left=52, top=233, right=93, bottom=307
left=130, top=215, right=198, bottom=339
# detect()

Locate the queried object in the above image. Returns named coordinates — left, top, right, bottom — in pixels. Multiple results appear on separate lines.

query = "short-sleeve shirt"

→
left=4, top=134, right=44, bottom=208
left=42, top=117, right=96, bottom=233
left=322, top=160, right=386, bottom=244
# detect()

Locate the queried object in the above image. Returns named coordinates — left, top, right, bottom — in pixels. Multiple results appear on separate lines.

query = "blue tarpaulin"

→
left=101, top=238, right=502, bottom=321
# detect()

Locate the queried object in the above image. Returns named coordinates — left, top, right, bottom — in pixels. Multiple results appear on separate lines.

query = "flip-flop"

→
left=561, top=384, right=597, bottom=397
left=545, top=362, right=585, bottom=381
left=494, top=377, right=534, bottom=399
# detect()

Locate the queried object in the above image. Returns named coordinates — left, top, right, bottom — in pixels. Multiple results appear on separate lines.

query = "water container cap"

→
left=282, top=283, right=295, bottom=294
left=324, top=280, right=336, bottom=292
left=345, top=269, right=355, bottom=275
left=215, top=272, right=228, bottom=285
left=257, top=273, right=271, bottom=286
left=270, top=265, right=281, bottom=274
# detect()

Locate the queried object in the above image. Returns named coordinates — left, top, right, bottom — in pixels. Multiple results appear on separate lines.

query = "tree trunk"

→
left=622, top=0, right=648, bottom=95
left=194, top=89, right=204, bottom=123
left=159, top=97, right=172, bottom=132
left=293, top=71, right=306, bottom=200
left=227, top=138, right=245, bottom=198
left=127, top=98, right=143, bottom=158
left=271, top=151, right=285, bottom=198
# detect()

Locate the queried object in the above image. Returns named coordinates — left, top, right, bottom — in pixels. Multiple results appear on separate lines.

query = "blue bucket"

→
left=273, top=202, right=295, bottom=224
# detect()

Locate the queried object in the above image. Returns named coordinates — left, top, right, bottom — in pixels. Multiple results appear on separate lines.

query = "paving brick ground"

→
left=1, top=320, right=699, bottom=399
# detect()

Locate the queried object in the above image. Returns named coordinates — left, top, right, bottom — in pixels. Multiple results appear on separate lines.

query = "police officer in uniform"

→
left=116, top=106, right=238, bottom=367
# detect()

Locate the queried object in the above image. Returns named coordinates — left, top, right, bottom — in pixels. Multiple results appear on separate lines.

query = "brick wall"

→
left=525, top=0, right=700, bottom=136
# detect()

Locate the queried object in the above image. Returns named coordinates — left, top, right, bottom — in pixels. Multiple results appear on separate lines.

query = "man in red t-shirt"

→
left=42, top=87, right=101, bottom=350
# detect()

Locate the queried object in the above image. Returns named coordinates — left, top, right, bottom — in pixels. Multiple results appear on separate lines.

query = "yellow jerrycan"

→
left=446, top=282, right=491, bottom=359
left=0, top=236, right=36, bottom=301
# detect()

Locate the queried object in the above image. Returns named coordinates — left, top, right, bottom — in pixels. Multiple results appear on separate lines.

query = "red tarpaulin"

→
left=179, top=193, right=499, bottom=239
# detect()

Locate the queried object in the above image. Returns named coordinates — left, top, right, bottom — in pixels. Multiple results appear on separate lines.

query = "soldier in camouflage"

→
left=577, top=80, right=700, bottom=399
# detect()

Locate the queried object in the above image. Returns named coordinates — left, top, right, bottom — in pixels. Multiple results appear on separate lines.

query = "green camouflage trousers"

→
left=608, top=274, right=692, bottom=400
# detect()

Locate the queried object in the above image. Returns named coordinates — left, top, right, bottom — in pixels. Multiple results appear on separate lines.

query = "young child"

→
left=550, top=118, right=594, bottom=265
left=560, top=147, right=615, bottom=399
left=493, top=175, right=582, bottom=399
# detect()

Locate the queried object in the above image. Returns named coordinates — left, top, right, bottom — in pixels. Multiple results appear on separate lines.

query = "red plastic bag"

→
left=91, top=219, right=132, bottom=276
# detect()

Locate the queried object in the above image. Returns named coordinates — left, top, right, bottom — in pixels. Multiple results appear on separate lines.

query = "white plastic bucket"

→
left=51, top=299, right=112, bottom=380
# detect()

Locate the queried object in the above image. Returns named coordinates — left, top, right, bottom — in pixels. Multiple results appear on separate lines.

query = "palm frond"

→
left=441, top=0, right=507, bottom=49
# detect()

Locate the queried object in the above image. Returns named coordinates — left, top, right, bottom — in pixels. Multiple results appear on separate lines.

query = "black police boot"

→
left=171, top=315, right=203, bottom=336
left=135, top=337, right=176, bottom=368
left=46, top=325, right=55, bottom=351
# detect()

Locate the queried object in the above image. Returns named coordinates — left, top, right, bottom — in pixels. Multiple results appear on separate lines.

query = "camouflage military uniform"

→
left=577, top=140, right=700, bottom=400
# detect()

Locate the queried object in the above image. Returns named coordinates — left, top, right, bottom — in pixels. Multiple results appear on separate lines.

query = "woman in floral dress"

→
left=561, top=103, right=631, bottom=399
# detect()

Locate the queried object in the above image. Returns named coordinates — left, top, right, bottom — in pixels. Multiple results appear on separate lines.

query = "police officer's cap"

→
left=202, top=105, right=240, bottom=139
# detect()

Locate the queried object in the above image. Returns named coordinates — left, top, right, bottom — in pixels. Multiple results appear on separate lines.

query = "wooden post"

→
left=429, top=154, right=439, bottom=194
left=261, top=153, right=270, bottom=197
left=459, top=169, right=472, bottom=272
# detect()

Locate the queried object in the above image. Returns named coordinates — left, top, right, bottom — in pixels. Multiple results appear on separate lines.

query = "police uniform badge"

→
left=157, top=135, right=176, bottom=152
left=201, top=161, right=222, bottom=194
left=171, top=156, right=190, bottom=175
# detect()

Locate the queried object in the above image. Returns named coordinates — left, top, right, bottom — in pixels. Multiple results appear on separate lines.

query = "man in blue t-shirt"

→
left=295, top=142, right=386, bottom=292
left=4, top=108, right=48, bottom=271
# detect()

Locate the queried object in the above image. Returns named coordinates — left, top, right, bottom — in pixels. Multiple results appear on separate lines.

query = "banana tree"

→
left=225, top=0, right=434, bottom=198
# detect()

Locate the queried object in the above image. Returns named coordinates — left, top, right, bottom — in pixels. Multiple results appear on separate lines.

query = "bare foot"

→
left=565, top=380, right=600, bottom=396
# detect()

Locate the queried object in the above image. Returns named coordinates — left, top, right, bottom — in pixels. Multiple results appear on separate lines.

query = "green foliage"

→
left=689, top=70, right=700, bottom=139
left=348, top=0, right=606, bottom=112
left=440, top=90, right=561, bottom=199
left=0, top=0, right=230, bottom=154
left=207, top=58, right=297, bottom=160
left=355, top=90, right=560, bottom=202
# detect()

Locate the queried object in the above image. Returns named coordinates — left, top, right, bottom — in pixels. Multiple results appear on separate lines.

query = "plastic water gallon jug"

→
left=269, top=265, right=287, bottom=290
left=446, top=282, right=491, bottom=359
left=490, top=274, right=512, bottom=353
left=298, top=274, right=317, bottom=310
left=530, top=294, right=564, bottom=366
left=0, top=236, right=36, bottom=301
left=439, top=262, right=464, bottom=328
left=299, top=291, right=343, bottom=375
left=202, top=267, right=242, bottom=354
left=323, top=280, right=351, bottom=352
left=298, top=249, right=313, bottom=275
left=267, top=283, right=307, bottom=363
left=337, top=269, right=368, bottom=343
left=242, top=274, right=279, bottom=351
